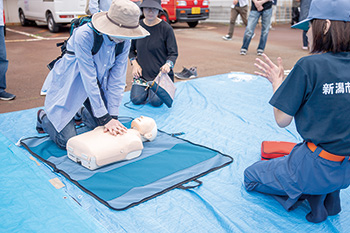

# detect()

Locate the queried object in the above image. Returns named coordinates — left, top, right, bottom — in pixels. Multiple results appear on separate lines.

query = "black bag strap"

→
left=115, top=41, right=125, bottom=57
left=48, top=20, right=125, bottom=70
left=91, top=31, right=104, bottom=55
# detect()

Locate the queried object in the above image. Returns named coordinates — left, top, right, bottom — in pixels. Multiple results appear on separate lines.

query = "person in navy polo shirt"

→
left=244, top=0, right=350, bottom=223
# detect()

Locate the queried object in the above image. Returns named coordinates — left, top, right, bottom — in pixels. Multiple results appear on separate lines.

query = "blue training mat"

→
left=19, top=121, right=233, bottom=210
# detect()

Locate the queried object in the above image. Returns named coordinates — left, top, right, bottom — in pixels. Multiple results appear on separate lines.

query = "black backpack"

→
left=47, top=15, right=124, bottom=70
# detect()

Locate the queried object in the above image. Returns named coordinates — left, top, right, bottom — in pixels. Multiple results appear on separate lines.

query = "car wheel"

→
left=47, top=13, right=60, bottom=33
left=159, top=11, right=169, bottom=24
left=187, top=21, right=198, bottom=28
left=19, top=10, right=29, bottom=26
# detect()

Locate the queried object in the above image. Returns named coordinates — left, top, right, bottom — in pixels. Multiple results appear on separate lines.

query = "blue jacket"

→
left=44, top=23, right=130, bottom=132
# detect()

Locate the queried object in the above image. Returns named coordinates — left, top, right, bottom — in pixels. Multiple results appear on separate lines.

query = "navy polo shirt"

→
left=270, top=52, right=350, bottom=155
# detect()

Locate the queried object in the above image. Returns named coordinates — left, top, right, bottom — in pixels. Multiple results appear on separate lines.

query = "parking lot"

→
left=1, top=22, right=307, bottom=113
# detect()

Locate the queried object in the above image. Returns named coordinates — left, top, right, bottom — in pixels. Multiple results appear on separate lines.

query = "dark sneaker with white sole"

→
left=257, top=49, right=264, bottom=56
left=222, top=35, right=232, bottom=41
left=189, top=66, right=198, bottom=78
left=36, top=109, right=46, bottom=134
left=240, top=49, right=247, bottom=55
left=0, top=91, right=16, bottom=101
left=175, top=66, right=198, bottom=79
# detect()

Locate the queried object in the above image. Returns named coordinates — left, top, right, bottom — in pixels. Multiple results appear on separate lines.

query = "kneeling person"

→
left=36, top=0, right=150, bottom=149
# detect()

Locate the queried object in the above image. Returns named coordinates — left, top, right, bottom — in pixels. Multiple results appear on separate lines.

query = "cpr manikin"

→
left=66, top=116, right=157, bottom=170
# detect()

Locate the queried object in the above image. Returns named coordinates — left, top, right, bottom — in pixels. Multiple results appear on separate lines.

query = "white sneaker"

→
left=257, top=49, right=264, bottom=56
left=240, top=49, right=247, bottom=55
left=222, top=35, right=232, bottom=41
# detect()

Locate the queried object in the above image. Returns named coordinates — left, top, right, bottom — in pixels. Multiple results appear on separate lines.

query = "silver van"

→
left=18, top=0, right=86, bottom=32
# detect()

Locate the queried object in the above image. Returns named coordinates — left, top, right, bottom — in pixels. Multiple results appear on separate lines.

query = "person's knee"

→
left=261, top=29, right=270, bottom=37
left=130, top=87, right=147, bottom=105
left=51, top=120, right=76, bottom=149
left=244, top=167, right=258, bottom=191
left=150, top=99, right=163, bottom=107
left=131, top=95, right=147, bottom=105
left=149, top=95, right=163, bottom=107
left=55, top=136, right=69, bottom=150
left=245, top=29, right=254, bottom=37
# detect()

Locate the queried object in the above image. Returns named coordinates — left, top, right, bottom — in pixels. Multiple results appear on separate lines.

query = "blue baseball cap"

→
left=292, top=0, right=350, bottom=31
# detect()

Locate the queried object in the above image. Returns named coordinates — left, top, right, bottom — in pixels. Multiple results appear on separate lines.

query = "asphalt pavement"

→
left=0, top=22, right=308, bottom=113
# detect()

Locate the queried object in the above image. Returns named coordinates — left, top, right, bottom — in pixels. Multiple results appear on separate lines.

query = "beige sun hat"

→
left=92, top=0, right=150, bottom=39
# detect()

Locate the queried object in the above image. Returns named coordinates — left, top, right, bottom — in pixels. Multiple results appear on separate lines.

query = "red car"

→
left=160, top=0, right=210, bottom=28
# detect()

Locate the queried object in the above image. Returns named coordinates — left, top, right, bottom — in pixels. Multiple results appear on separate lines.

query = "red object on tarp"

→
left=261, top=141, right=297, bottom=160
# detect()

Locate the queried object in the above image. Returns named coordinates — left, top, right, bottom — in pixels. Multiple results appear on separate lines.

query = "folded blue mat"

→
left=20, top=120, right=232, bottom=210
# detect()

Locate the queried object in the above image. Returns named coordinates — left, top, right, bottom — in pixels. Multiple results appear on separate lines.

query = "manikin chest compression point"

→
left=66, top=116, right=157, bottom=170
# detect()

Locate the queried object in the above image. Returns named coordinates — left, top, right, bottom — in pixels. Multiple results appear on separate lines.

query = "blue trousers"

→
left=130, top=84, right=163, bottom=107
left=41, top=99, right=100, bottom=149
left=241, top=8, right=272, bottom=52
left=302, top=30, right=308, bottom=47
left=0, top=26, right=8, bottom=91
left=244, top=142, right=350, bottom=211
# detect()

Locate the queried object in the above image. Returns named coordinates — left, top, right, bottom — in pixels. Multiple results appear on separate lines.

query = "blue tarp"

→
left=1, top=73, right=349, bottom=232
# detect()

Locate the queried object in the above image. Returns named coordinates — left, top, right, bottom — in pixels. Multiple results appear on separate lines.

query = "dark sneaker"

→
left=175, top=67, right=190, bottom=78
left=240, top=49, right=247, bottom=55
left=257, top=49, right=264, bottom=56
left=74, top=107, right=84, bottom=126
left=36, top=109, right=46, bottom=134
left=222, top=35, right=232, bottom=41
left=189, top=66, right=198, bottom=78
left=175, top=66, right=197, bottom=79
left=0, top=91, right=16, bottom=101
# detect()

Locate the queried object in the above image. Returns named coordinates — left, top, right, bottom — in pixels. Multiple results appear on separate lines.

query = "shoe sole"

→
left=175, top=75, right=197, bottom=79
left=0, top=96, right=16, bottom=101
left=240, top=49, right=247, bottom=56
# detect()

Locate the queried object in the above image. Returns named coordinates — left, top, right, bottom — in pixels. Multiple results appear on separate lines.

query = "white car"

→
left=18, top=0, right=86, bottom=32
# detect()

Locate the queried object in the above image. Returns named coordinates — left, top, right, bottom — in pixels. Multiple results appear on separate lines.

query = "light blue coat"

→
left=44, top=23, right=130, bottom=132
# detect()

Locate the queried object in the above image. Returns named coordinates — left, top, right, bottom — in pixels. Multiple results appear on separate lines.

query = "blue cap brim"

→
left=291, top=18, right=311, bottom=31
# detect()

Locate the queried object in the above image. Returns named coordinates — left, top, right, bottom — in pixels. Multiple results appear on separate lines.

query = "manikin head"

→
left=131, top=116, right=157, bottom=142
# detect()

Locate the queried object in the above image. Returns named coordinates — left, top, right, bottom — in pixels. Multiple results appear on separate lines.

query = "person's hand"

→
left=253, top=0, right=264, bottom=11
left=160, top=63, right=171, bottom=74
left=256, top=5, right=264, bottom=11
left=132, top=61, right=142, bottom=78
left=254, top=53, right=284, bottom=92
left=233, top=0, right=238, bottom=5
left=104, top=119, right=127, bottom=136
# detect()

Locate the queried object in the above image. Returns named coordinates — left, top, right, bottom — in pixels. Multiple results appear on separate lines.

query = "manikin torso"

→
left=66, top=116, right=157, bottom=170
